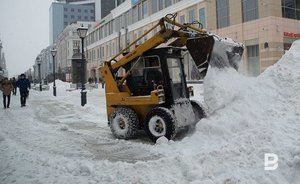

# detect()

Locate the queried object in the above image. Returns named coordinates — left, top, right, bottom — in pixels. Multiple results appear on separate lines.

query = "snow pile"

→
left=153, top=40, right=300, bottom=183
left=203, top=67, right=250, bottom=115
left=186, top=40, right=300, bottom=183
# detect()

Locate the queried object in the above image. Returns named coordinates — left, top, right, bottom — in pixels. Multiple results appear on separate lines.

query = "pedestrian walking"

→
left=17, top=74, right=30, bottom=107
left=1, top=78, right=13, bottom=108
left=99, top=77, right=105, bottom=89
left=11, top=77, right=18, bottom=95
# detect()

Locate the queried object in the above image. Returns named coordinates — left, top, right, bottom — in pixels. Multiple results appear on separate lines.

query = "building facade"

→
left=55, top=22, right=93, bottom=82
left=49, top=1, right=95, bottom=44
left=0, top=39, right=8, bottom=79
left=85, top=0, right=300, bottom=80
left=34, top=48, right=52, bottom=83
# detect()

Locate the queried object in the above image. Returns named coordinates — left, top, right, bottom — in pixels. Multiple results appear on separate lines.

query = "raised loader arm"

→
left=100, top=13, right=244, bottom=92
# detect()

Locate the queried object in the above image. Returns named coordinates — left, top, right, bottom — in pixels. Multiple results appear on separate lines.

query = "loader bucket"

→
left=186, top=36, right=214, bottom=77
left=186, top=36, right=244, bottom=77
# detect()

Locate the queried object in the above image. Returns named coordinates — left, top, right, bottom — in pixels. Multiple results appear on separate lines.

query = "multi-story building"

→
left=85, top=0, right=300, bottom=80
left=55, top=22, right=93, bottom=82
left=0, top=39, right=8, bottom=79
left=55, top=0, right=124, bottom=21
left=49, top=1, right=95, bottom=44
left=37, top=48, right=52, bottom=82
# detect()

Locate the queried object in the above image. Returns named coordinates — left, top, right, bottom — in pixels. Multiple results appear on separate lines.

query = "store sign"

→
left=284, top=32, right=300, bottom=38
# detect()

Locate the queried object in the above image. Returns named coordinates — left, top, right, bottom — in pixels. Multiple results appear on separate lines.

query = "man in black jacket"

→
left=17, top=74, right=30, bottom=107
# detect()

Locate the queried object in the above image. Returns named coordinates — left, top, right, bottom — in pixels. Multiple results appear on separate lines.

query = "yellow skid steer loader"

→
left=100, top=14, right=243, bottom=142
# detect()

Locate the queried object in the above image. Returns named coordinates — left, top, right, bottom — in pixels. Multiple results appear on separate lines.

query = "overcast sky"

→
left=0, top=0, right=53, bottom=77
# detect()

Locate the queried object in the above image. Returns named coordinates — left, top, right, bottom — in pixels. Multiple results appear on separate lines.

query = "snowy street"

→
left=1, top=40, right=300, bottom=184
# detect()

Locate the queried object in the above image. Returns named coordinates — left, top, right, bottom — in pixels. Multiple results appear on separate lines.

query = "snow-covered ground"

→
left=1, top=40, right=300, bottom=184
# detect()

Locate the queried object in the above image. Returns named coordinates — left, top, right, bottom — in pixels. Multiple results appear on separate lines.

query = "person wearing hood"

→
left=1, top=77, right=13, bottom=108
left=17, top=74, right=30, bottom=107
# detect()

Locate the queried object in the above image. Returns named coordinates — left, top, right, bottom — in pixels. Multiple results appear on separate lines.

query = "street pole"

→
left=80, top=37, right=86, bottom=106
left=77, top=25, right=88, bottom=107
left=51, top=48, right=57, bottom=96
left=38, top=63, right=42, bottom=91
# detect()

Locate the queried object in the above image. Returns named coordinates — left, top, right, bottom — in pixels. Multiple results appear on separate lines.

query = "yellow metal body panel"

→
left=105, top=90, right=165, bottom=123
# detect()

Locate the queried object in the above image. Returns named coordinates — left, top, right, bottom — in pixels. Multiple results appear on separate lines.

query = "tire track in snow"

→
left=30, top=97, right=163, bottom=163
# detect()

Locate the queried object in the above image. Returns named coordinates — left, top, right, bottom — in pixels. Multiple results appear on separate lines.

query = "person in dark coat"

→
left=17, top=74, right=30, bottom=107
left=11, top=77, right=17, bottom=95
left=1, top=78, right=13, bottom=108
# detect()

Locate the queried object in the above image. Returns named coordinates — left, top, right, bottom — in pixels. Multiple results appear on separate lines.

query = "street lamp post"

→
left=77, top=25, right=88, bottom=106
left=36, top=56, right=42, bottom=91
left=51, top=48, right=57, bottom=96
left=33, top=65, right=36, bottom=83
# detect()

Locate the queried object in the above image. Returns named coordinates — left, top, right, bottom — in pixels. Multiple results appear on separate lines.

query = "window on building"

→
left=158, top=0, right=164, bottom=10
left=152, top=0, right=158, bottom=14
left=138, top=3, right=142, bottom=21
left=84, top=9, right=88, bottom=13
left=64, top=7, right=68, bottom=12
left=104, top=24, right=107, bottom=37
left=90, top=9, right=94, bottom=13
left=91, top=16, right=95, bottom=20
left=123, top=12, right=128, bottom=27
left=78, top=9, right=81, bottom=13
left=78, top=16, right=81, bottom=20
left=188, top=9, right=195, bottom=22
left=111, top=21, right=114, bottom=35
left=165, top=0, right=172, bottom=7
left=282, top=0, right=300, bottom=20
left=179, top=15, right=185, bottom=24
left=71, top=15, right=74, bottom=19
left=93, top=50, right=95, bottom=60
left=121, top=15, right=125, bottom=29
left=112, top=42, right=115, bottom=55
left=247, top=45, right=260, bottom=76
left=71, top=8, right=74, bottom=12
left=133, top=6, right=138, bottom=23
left=100, top=27, right=103, bottom=39
left=64, top=15, right=68, bottom=18
left=64, top=22, right=68, bottom=26
left=108, top=42, right=112, bottom=57
left=143, top=1, right=148, bottom=18
left=242, top=0, right=258, bottom=22
left=199, top=8, right=206, bottom=28
left=216, top=0, right=230, bottom=28
left=115, top=16, right=120, bottom=31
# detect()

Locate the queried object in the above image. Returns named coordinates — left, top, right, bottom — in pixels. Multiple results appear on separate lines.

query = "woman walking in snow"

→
left=0, top=77, right=13, bottom=108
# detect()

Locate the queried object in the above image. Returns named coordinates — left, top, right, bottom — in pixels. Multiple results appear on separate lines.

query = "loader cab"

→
left=126, top=47, right=188, bottom=107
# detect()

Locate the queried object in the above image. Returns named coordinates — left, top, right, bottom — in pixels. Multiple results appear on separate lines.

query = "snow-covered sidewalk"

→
left=1, top=41, right=300, bottom=184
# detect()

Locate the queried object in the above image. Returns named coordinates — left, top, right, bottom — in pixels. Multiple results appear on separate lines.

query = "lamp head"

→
left=77, top=25, right=88, bottom=39
left=51, top=49, right=57, bottom=57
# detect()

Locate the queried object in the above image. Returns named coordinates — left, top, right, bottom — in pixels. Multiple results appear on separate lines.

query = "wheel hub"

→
left=154, top=120, right=164, bottom=133
left=119, top=119, right=126, bottom=129
left=149, top=116, right=166, bottom=137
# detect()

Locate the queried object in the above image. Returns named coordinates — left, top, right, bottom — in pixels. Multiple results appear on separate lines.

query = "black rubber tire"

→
left=109, top=107, right=139, bottom=139
left=144, top=107, right=177, bottom=142
left=191, top=100, right=206, bottom=123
